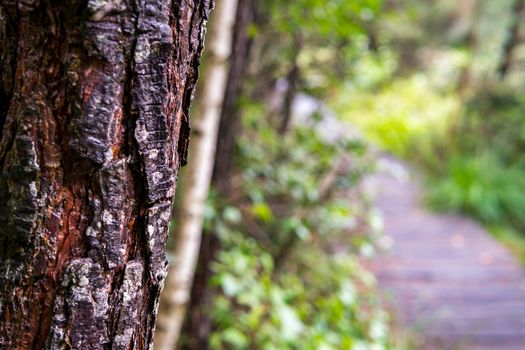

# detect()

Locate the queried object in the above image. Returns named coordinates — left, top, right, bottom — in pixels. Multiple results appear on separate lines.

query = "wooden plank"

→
left=369, top=157, right=525, bottom=349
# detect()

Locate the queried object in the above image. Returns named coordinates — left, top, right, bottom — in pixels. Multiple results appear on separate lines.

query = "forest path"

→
left=366, top=155, right=525, bottom=350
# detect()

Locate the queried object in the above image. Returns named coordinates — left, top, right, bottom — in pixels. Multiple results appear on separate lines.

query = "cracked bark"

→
left=0, top=0, right=213, bottom=349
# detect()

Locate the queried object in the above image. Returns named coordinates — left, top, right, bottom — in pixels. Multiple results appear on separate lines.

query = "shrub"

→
left=425, top=155, right=525, bottom=228
left=335, top=74, right=460, bottom=164
left=203, top=114, right=398, bottom=350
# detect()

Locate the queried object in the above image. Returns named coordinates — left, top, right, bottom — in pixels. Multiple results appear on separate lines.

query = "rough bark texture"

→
left=0, top=0, right=212, bottom=349
left=180, top=1, right=256, bottom=349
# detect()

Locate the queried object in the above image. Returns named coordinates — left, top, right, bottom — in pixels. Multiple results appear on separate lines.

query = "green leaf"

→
left=223, top=206, right=242, bottom=223
left=278, top=304, right=304, bottom=340
left=221, top=274, right=242, bottom=297
left=295, top=223, right=311, bottom=240
left=222, top=328, right=249, bottom=348
left=251, top=202, right=274, bottom=223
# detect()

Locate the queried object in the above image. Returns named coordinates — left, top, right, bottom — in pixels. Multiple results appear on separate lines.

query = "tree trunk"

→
left=456, top=0, right=480, bottom=98
left=211, top=0, right=257, bottom=195
left=498, top=0, right=525, bottom=79
left=0, top=1, right=212, bottom=349
left=181, top=0, right=257, bottom=349
left=279, top=39, right=301, bottom=135
left=154, top=0, right=238, bottom=349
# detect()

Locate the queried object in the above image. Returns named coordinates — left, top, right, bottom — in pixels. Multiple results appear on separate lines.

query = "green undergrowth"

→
left=423, top=87, right=525, bottom=257
left=202, top=107, right=404, bottom=350
left=424, top=156, right=525, bottom=228
left=334, top=58, right=525, bottom=264
left=335, top=73, right=460, bottom=167
left=424, top=155, right=525, bottom=264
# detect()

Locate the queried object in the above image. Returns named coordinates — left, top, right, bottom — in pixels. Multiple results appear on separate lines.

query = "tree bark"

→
left=0, top=0, right=212, bottom=349
left=154, top=0, right=238, bottom=348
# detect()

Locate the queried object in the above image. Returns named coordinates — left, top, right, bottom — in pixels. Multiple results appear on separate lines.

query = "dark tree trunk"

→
left=498, top=0, right=525, bottom=79
left=181, top=0, right=256, bottom=349
left=279, top=46, right=300, bottom=135
left=0, top=0, right=212, bottom=349
left=456, top=0, right=480, bottom=98
left=211, top=0, right=256, bottom=195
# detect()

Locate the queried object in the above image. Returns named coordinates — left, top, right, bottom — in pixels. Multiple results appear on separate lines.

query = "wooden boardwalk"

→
left=367, top=156, right=525, bottom=350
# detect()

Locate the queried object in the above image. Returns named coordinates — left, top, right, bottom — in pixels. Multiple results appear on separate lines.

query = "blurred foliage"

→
left=268, top=0, right=382, bottom=37
left=329, top=0, right=525, bottom=260
left=203, top=113, right=397, bottom=350
left=209, top=231, right=391, bottom=350
left=175, top=0, right=416, bottom=347
left=425, top=156, right=525, bottom=226
left=424, top=87, right=525, bottom=246
left=458, top=86, right=525, bottom=167
left=336, top=74, right=460, bottom=162
left=250, top=0, right=388, bottom=98
left=184, top=0, right=525, bottom=348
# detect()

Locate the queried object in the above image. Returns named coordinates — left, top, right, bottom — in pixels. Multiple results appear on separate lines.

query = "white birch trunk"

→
left=154, top=0, right=239, bottom=348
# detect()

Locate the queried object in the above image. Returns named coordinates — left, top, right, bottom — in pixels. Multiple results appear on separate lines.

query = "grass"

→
left=425, top=156, right=525, bottom=227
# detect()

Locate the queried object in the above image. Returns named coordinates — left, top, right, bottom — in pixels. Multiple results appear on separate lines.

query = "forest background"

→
left=160, top=0, right=525, bottom=349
